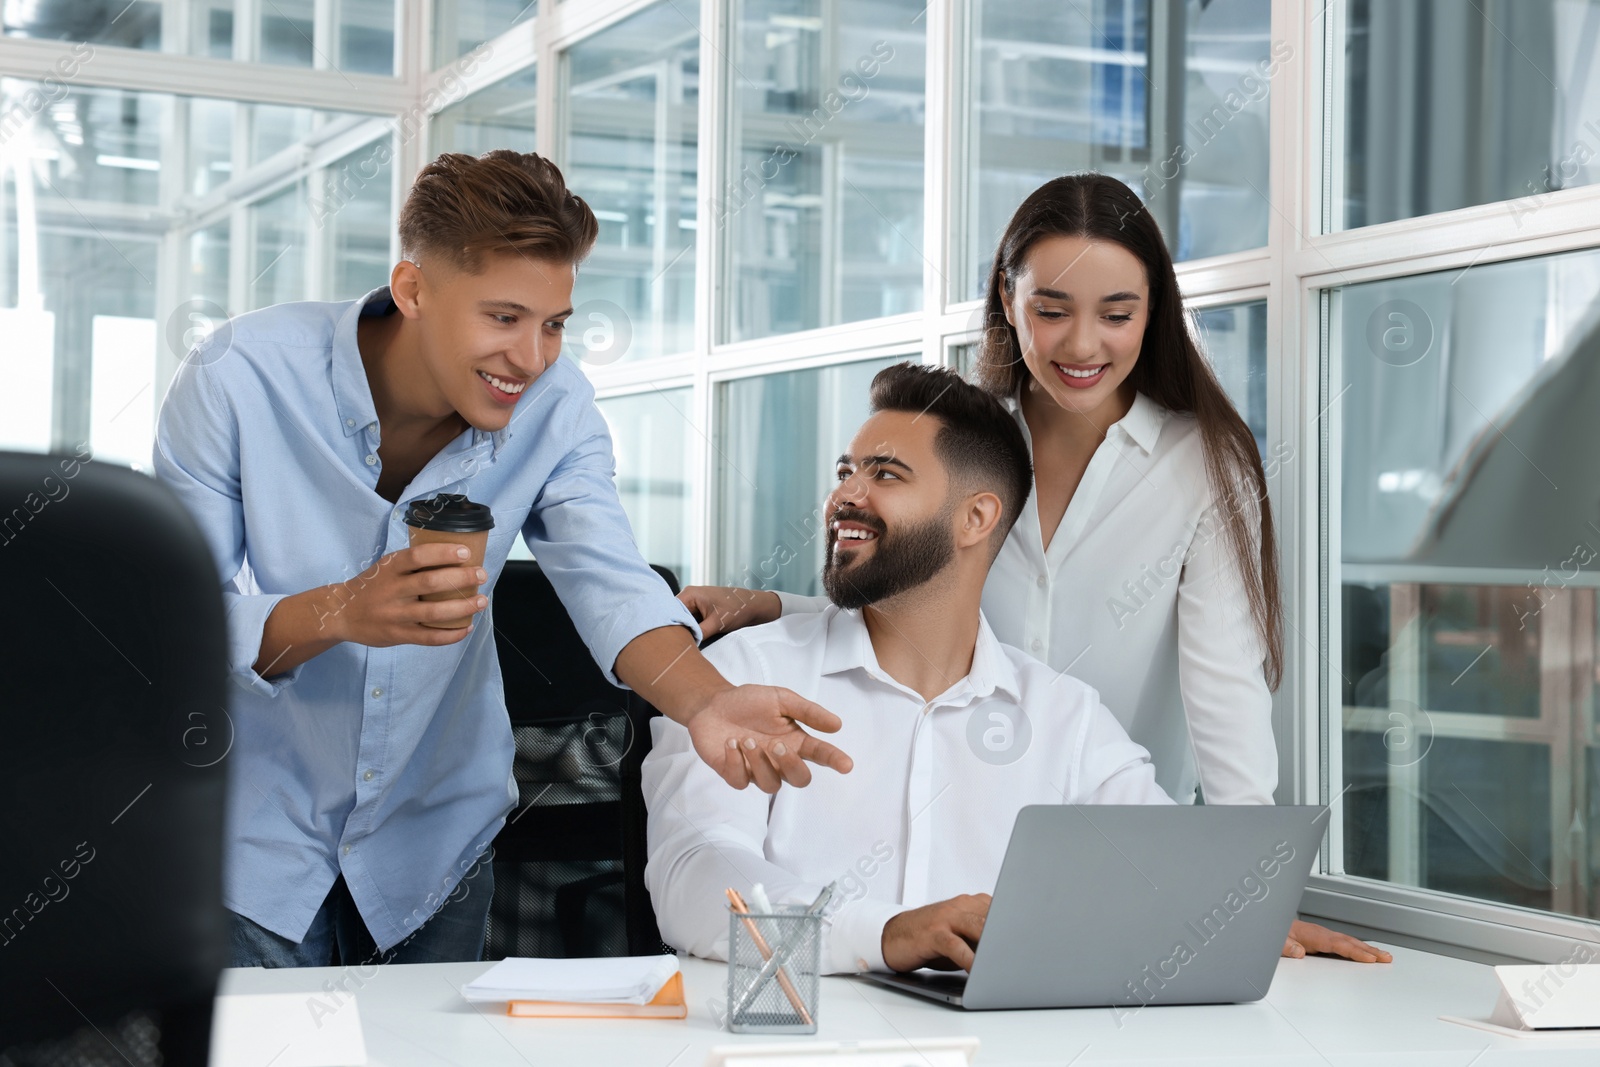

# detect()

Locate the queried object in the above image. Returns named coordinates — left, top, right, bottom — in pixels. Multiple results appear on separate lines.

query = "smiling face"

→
left=396, top=251, right=576, bottom=431
left=1001, top=234, right=1149, bottom=419
left=822, top=410, right=958, bottom=610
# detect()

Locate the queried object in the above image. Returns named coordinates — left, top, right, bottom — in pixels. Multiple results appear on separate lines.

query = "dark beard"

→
left=822, top=505, right=956, bottom=610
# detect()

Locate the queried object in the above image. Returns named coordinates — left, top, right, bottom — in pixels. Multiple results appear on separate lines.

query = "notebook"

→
left=508, top=971, right=687, bottom=1019
left=463, top=955, right=686, bottom=1019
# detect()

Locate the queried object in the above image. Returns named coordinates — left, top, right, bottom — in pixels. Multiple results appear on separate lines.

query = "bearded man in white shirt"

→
left=642, top=361, right=1175, bottom=975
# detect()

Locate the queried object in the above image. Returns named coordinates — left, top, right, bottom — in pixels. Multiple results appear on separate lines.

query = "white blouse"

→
left=779, top=391, right=1277, bottom=805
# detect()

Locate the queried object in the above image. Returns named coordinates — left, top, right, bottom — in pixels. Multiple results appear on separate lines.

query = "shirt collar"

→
left=1115, top=391, right=1167, bottom=455
left=1004, top=385, right=1166, bottom=457
left=331, top=286, right=509, bottom=456
left=819, top=604, right=1023, bottom=704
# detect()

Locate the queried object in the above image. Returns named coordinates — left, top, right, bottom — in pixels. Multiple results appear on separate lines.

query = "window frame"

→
left=10, top=0, right=1600, bottom=963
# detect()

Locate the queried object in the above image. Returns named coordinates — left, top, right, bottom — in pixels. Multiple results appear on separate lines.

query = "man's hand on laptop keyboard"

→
left=1283, top=919, right=1392, bottom=963
left=881, top=893, right=992, bottom=973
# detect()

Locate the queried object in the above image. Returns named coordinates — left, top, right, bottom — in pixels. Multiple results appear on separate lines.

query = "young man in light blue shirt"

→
left=154, top=150, right=852, bottom=967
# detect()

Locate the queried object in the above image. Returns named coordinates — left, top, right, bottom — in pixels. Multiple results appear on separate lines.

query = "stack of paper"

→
left=462, top=955, right=686, bottom=1019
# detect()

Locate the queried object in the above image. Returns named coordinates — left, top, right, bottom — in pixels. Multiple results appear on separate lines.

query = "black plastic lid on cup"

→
left=404, top=493, right=495, bottom=533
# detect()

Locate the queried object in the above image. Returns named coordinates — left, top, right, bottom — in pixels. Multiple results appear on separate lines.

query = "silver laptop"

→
left=863, top=804, right=1324, bottom=1010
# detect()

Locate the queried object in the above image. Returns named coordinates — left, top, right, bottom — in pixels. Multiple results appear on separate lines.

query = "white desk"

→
left=218, top=947, right=1600, bottom=1065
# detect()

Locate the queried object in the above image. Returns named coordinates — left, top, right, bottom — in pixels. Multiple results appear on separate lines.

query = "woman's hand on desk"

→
left=679, top=586, right=780, bottom=639
left=1283, top=919, right=1392, bottom=963
left=881, top=894, right=992, bottom=973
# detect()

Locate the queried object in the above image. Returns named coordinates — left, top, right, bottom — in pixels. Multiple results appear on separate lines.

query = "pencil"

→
left=726, top=887, right=814, bottom=1026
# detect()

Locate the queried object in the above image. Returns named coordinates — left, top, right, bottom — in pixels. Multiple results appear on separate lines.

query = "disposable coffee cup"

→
left=404, top=493, right=494, bottom=629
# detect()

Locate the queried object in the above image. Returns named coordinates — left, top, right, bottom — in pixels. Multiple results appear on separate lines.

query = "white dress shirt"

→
left=641, top=605, right=1171, bottom=975
left=777, top=391, right=1277, bottom=806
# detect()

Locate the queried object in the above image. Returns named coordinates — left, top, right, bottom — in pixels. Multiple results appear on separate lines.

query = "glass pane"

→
left=340, top=0, right=396, bottom=74
left=185, top=222, right=232, bottom=313
left=1194, top=299, right=1266, bottom=454
left=249, top=182, right=308, bottom=309
left=320, top=137, right=395, bottom=299
left=252, top=106, right=370, bottom=167
left=0, top=77, right=390, bottom=468
left=434, top=0, right=534, bottom=67
left=1339, top=0, right=1600, bottom=230
left=726, top=0, right=926, bottom=342
left=432, top=65, right=537, bottom=157
left=597, top=388, right=695, bottom=585
left=714, top=357, right=904, bottom=595
left=188, top=98, right=236, bottom=197
left=2, top=1, right=395, bottom=72
left=260, top=0, right=315, bottom=67
left=964, top=0, right=1273, bottom=297
left=1333, top=248, right=1600, bottom=920
left=3, top=1, right=162, bottom=50
left=563, top=1, right=699, bottom=362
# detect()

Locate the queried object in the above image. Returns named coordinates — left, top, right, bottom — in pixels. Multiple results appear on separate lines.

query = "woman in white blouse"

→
left=683, top=174, right=1387, bottom=964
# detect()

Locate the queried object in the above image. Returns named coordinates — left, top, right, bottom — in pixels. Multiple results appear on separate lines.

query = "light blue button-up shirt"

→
left=153, top=286, right=697, bottom=951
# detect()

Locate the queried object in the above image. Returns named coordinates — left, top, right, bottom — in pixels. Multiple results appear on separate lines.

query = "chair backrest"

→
left=0, top=452, right=229, bottom=1064
left=486, top=559, right=676, bottom=959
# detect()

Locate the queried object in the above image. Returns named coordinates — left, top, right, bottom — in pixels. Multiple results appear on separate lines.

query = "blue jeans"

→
left=229, top=854, right=494, bottom=968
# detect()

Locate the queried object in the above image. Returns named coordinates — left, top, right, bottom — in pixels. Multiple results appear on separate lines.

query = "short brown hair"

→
left=398, top=150, right=598, bottom=272
left=869, top=361, right=1033, bottom=553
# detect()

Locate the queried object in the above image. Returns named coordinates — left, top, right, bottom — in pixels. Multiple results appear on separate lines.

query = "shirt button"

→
left=371, top=687, right=383, bottom=698
left=365, top=454, right=377, bottom=466
left=345, top=418, right=355, bottom=427
left=363, top=770, right=374, bottom=781
left=1036, top=574, right=1047, bottom=588
left=342, top=845, right=351, bottom=855
left=1031, top=639, right=1043, bottom=652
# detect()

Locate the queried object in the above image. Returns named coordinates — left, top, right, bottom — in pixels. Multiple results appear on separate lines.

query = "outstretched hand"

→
left=684, top=683, right=853, bottom=792
left=1283, top=919, right=1392, bottom=963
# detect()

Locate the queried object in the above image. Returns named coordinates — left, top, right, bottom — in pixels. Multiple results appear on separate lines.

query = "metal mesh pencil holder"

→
left=725, top=905, right=822, bottom=1034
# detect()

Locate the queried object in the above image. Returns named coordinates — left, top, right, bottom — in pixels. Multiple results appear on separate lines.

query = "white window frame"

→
left=12, top=0, right=1600, bottom=964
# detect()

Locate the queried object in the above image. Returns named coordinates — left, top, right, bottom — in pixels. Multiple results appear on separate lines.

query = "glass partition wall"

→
left=4, top=0, right=1600, bottom=963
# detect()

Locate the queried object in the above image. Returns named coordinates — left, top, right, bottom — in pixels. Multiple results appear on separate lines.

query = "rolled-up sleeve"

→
left=521, top=396, right=699, bottom=687
left=153, top=349, right=303, bottom=698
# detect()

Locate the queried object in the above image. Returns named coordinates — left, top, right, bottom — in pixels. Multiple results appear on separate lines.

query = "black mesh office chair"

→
left=485, top=559, right=678, bottom=959
left=0, top=452, right=229, bottom=1066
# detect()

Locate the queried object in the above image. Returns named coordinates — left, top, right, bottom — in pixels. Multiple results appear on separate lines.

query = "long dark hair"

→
left=976, top=173, right=1283, bottom=689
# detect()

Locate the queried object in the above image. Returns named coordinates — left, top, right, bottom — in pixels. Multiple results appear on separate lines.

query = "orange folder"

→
left=506, top=971, right=687, bottom=1019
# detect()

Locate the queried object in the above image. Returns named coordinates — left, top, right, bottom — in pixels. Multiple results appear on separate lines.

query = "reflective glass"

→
left=725, top=0, right=926, bottom=341
left=431, top=65, right=536, bottom=157
left=2, top=0, right=396, bottom=74
left=1334, top=247, right=1600, bottom=920
left=249, top=181, right=308, bottom=310
left=714, top=356, right=903, bottom=595
left=1339, top=0, right=1600, bottom=230
left=434, top=0, right=534, bottom=67
left=597, top=388, right=695, bottom=585
left=1194, top=299, right=1266, bottom=454
left=0, top=78, right=386, bottom=465
left=321, top=137, right=396, bottom=299
left=563, top=1, right=699, bottom=361
left=964, top=0, right=1275, bottom=297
